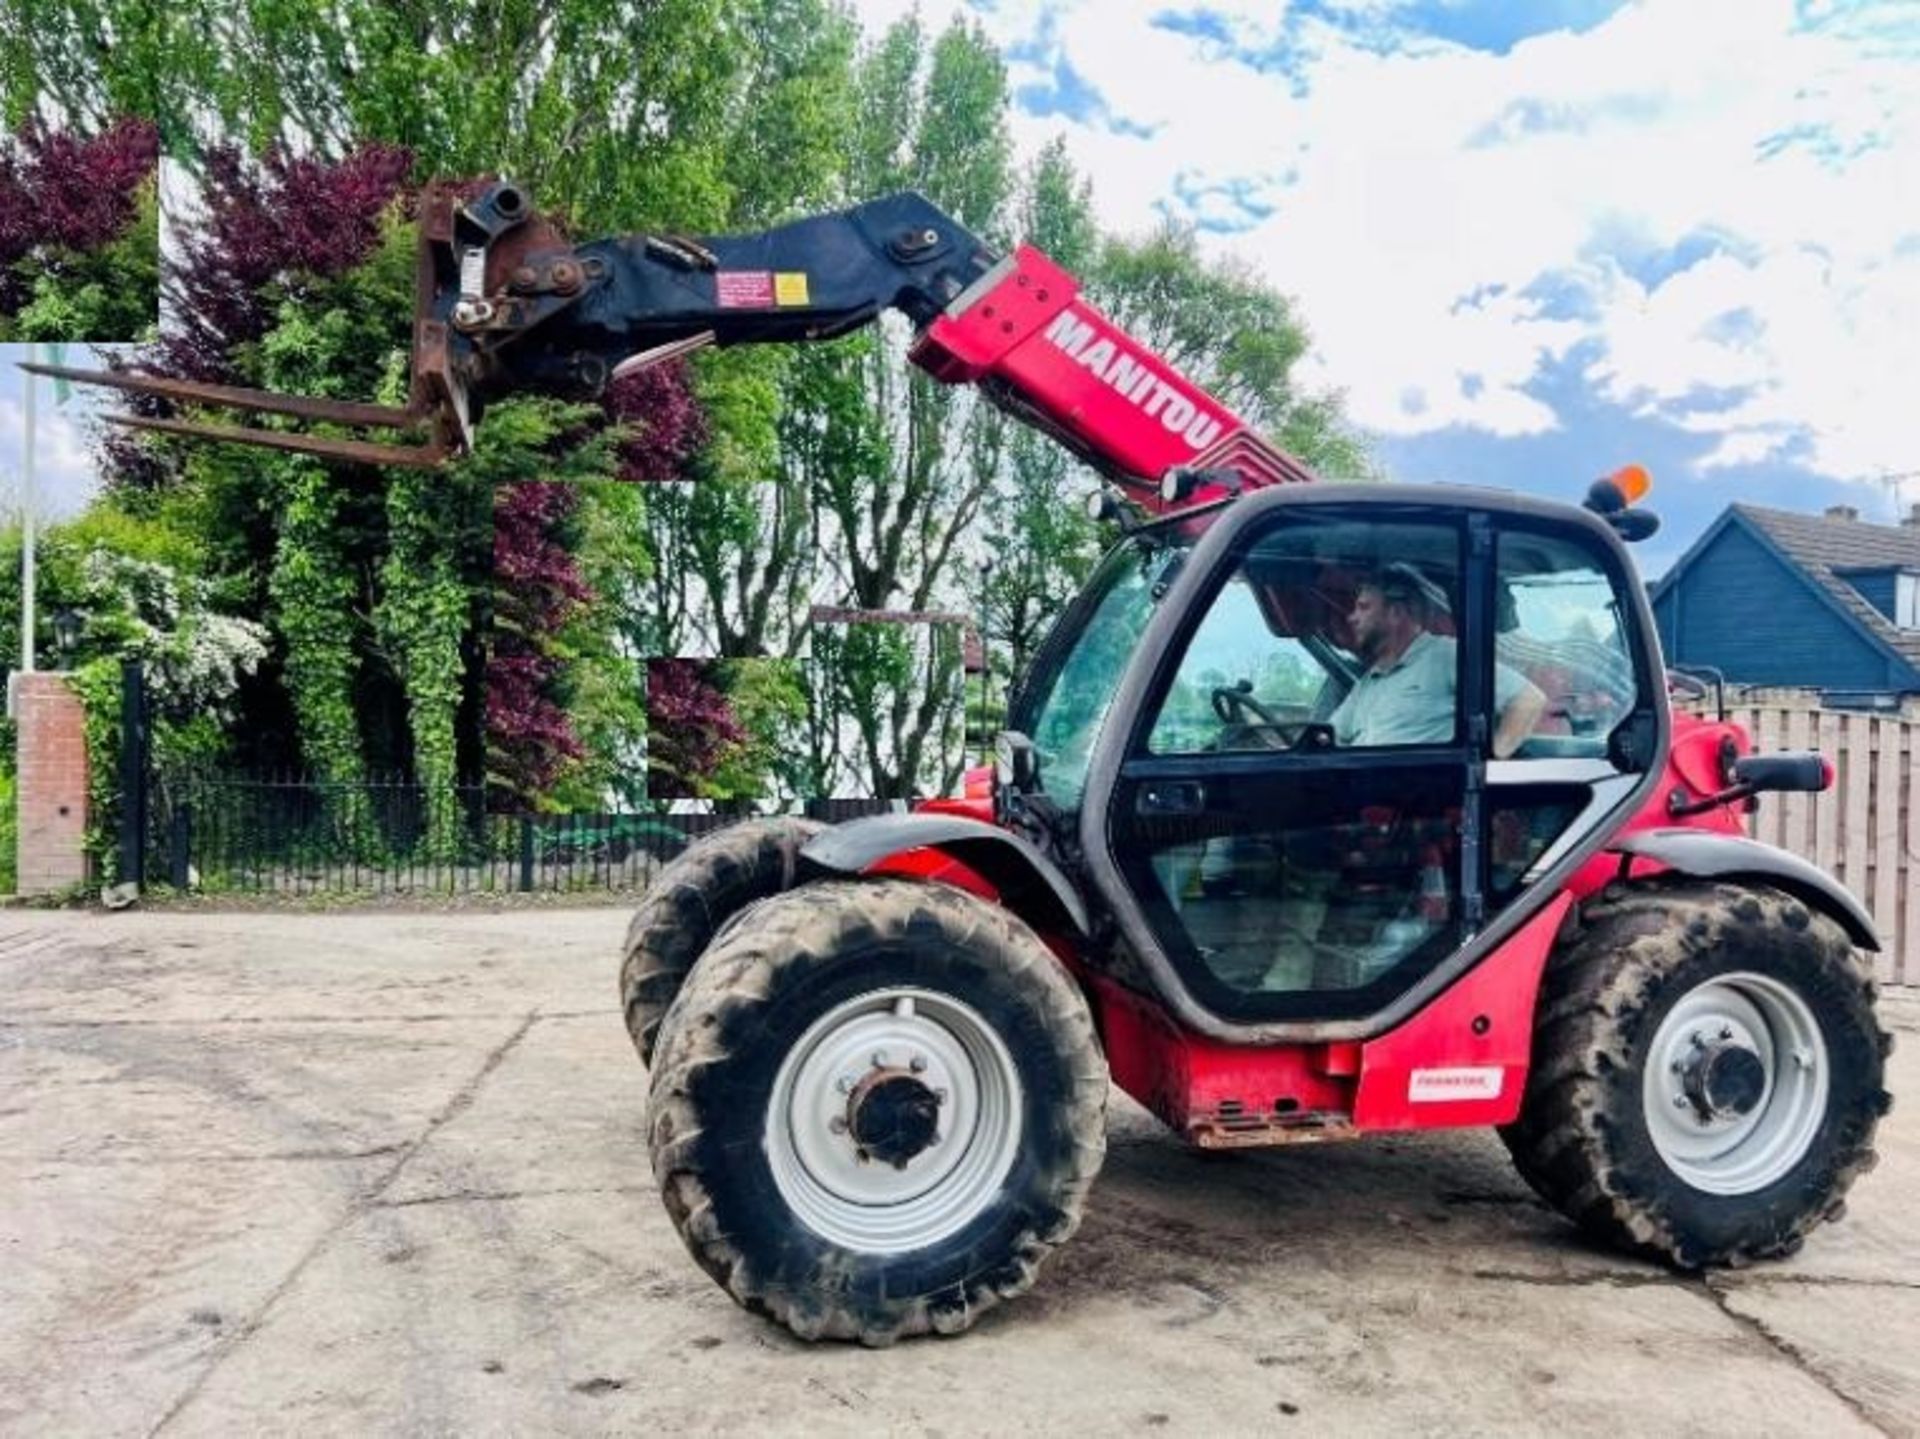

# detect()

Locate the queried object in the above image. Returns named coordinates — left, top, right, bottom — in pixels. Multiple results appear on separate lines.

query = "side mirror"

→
left=996, top=730, right=1039, bottom=793
left=1730, top=752, right=1833, bottom=794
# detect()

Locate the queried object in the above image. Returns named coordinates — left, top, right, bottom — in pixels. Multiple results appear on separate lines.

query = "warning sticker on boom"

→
left=774, top=272, right=811, bottom=306
left=716, top=271, right=776, bottom=308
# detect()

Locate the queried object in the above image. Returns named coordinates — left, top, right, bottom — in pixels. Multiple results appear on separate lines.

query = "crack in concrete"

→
left=2, top=1007, right=608, bottom=1030
left=145, top=1008, right=542, bottom=1438
left=376, top=1184, right=654, bottom=1209
left=2, top=1012, right=551, bottom=1029
left=1465, top=1268, right=1675, bottom=1289
left=7, top=1145, right=407, bottom=1166
left=1720, top=1272, right=1920, bottom=1294
left=1699, top=1277, right=1891, bottom=1436
left=1467, top=1266, right=1900, bottom=1432
left=1468, top=1266, right=1920, bottom=1296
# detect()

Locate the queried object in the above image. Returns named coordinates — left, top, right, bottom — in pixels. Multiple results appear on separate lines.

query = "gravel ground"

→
left=2, top=907, right=1915, bottom=1437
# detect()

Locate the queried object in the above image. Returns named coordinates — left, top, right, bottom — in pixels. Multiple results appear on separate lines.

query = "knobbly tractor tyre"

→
left=1502, top=879, right=1892, bottom=1268
left=647, top=879, right=1108, bottom=1344
left=619, top=816, right=823, bottom=1066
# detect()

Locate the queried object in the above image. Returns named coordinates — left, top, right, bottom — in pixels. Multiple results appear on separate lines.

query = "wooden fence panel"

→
left=1872, top=720, right=1902, bottom=984
left=1679, top=699, right=1917, bottom=984
left=1816, top=710, right=1842, bottom=879
left=1842, top=712, right=1872, bottom=906
left=1905, top=737, right=1920, bottom=987
left=1783, top=707, right=1814, bottom=858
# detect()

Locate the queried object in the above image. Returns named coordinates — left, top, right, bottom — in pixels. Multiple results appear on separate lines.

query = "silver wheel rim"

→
left=1641, top=971, right=1829, bottom=1196
left=766, top=987, right=1024, bottom=1254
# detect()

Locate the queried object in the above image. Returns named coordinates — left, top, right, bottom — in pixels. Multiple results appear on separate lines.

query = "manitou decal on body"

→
left=1042, top=310, right=1226, bottom=451
left=1408, top=1066, right=1505, bottom=1102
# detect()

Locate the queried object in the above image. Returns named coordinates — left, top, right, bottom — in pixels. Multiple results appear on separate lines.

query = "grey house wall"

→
left=1653, top=524, right=1906, bottom=690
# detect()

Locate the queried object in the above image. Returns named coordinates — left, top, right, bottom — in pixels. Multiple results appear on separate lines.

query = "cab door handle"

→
left=1137, top=781, right=1206, bottom=816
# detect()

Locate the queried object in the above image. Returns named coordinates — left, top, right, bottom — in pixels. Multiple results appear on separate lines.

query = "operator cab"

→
left=1010, top=484, right=1664, bottom=1034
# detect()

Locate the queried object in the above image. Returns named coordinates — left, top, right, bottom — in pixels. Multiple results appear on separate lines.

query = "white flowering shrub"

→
left=76, top=548, right=270, bottom=722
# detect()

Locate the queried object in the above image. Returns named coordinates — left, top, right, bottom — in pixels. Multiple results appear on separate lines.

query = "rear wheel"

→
left=647, top=879, right=1107, bottom=1344
left=619, top=816, right=823, bottom=1066
left=1502, top=880, right=1891, bottom=1267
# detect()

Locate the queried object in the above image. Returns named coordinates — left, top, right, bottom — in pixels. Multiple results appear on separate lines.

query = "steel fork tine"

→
left=16, top=362, right=425, bottom=430
left=104, top=414, right=449, bottom=469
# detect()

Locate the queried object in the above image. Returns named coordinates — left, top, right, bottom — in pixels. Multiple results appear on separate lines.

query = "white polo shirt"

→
left=1330, top=631, right=1527, bottom=747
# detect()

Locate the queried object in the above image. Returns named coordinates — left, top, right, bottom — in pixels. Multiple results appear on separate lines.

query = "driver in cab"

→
left=1331, top=563, right=1545, bottom=757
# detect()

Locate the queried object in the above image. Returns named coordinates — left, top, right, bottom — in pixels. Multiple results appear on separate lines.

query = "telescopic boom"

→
left=25, top=179, right=1316, bottom=511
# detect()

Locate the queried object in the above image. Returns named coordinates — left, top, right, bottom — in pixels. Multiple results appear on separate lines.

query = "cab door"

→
left=1107, top=508, right=1480, bottom=1023
left=1097, top=498, right=1655, bottom=1028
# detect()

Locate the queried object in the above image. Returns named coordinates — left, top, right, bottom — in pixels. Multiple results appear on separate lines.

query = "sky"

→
left=848, top=0, right=1920, bottom=576
left=0, top=346, right=122, bottom=524
left=9, top=3, right=1917, bottom=577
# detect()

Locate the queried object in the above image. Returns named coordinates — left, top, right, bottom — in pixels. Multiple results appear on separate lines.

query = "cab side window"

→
left=1493, top=530, right=1642, bottom=759
left=1146, top=519, right=1463, bottom=755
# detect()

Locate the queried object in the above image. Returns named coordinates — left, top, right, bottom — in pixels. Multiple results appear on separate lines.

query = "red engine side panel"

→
left=1351, top=892, right=1571, bottom=1129
left=1076, top=892, right=1569, bottom=1143
left=1083, top=970, right=1357, bottom=1145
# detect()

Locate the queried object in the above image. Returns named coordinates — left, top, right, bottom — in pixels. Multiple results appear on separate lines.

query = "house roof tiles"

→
left=1730, top=504, right=1920, bottom=676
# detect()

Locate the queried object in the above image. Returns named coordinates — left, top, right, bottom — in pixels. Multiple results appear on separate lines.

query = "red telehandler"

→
left=34, top=180, right=1891, bottom=1344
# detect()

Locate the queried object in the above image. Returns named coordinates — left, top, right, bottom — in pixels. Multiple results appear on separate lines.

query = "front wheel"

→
left=647, top=879, right=1107, bottom=1344
left=1502, top=880, right=1892, bottom=1267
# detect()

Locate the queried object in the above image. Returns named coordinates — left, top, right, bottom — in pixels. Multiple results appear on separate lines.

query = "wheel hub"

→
left=766, top=987, right=1024, bottom=1254
left=847, top=1069, right=943, bottom=1167
left=1682, top=1042, right=1767, bottom=1120
left=1641, top=971, right=1829, bottom=1196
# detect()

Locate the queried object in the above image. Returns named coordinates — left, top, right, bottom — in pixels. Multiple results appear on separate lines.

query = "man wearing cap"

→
left=1332, top=563, right=1545, bottom=757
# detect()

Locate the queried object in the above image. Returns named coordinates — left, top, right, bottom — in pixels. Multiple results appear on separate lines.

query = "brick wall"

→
left=14, top=672, right=89, bottom=894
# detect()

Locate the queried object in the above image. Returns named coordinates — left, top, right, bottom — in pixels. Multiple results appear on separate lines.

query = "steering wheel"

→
left=1212, top=681, right=1291, bottom=729
left=1208, top=682, right=1337, bottom=752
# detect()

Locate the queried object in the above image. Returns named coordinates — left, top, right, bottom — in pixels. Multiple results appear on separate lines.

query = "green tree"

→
left=1092, top=225, right=1371, bottom=479
left=981, top=140, right=1106, bottom=681
left=554, top=480, right=651, bottom=809
left=775, top=18, right=1012, bottom=798
left=705, top=657, right=810, bottom=803
left=5, top=174, right=159, bottom=342
left=0, top=0, right=172, bottom=140
left=637, top=0, right=857, bottom=665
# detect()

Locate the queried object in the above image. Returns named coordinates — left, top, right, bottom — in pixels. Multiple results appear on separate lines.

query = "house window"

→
left=1899, top=574, right=1920, bottom=629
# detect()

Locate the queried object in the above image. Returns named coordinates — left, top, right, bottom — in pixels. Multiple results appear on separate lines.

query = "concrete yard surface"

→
left=2, top=908, right=1916, bottom=1436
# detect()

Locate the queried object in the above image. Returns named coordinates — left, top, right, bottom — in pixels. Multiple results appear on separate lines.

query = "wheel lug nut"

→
left=934, top=1088, right=948, bottom=1105
left=829, top=1115, right=848, bottom=1134
left=1719, top=1025, right=1733, bottom=1041
left=1674, top=1094, right=1689, bottom=1109
left=910, top=1055, right=928, bottom=1073
left=871, top=1050, right=889, bottom=1068
left=836, top=1075, right=856, bottom=1094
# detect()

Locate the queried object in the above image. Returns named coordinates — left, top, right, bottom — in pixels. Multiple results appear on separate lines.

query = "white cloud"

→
left=0, top=398, right=99, bottom=520
left=848, top=0, right=1920, bottom=482
left=0, top=347, right=115, bottom=520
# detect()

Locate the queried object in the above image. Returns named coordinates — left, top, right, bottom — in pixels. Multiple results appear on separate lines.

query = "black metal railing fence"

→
left=145, top=771, right=892, bottom=896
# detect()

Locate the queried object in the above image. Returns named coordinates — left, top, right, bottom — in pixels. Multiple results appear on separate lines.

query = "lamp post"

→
left=976, top=558, right=994, bottom=766
left=51, top=606, right=83, bottom=668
